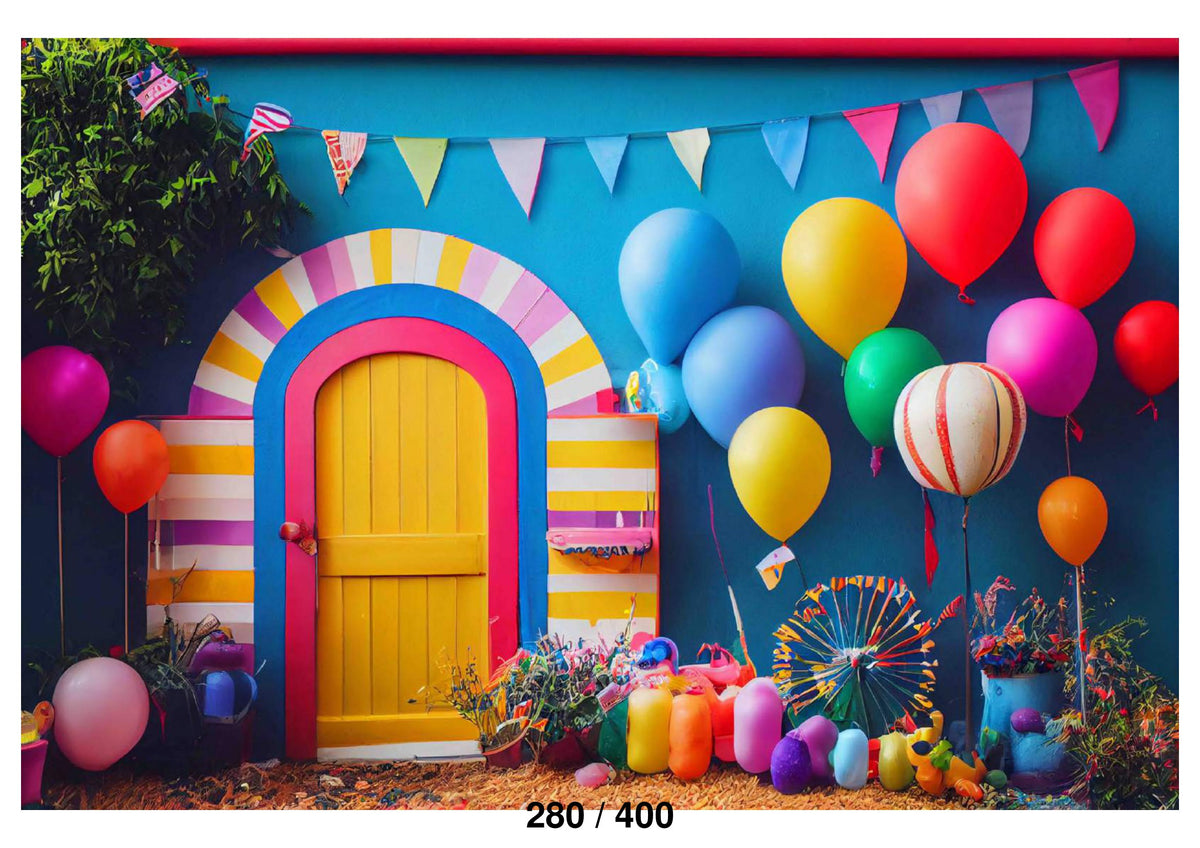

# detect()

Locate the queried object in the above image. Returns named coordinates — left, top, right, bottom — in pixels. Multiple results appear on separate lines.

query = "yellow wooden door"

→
left=314, top=352, right=489, bottom=750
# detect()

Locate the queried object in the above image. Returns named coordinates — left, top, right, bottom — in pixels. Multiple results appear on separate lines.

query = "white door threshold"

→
left=317, top=739, right=484, bottom=762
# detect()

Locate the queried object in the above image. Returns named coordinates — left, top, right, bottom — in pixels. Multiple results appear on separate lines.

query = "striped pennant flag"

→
left=241, top=103, right=293, bottom=162
left=322, top=130, right=368, bottom=195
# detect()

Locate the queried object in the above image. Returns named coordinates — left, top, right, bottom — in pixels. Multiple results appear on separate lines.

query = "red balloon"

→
left=93, top=421, right=170, bottom=514
left=1114, top=301, right=1179, bottom=397
left=895, top=123, right=1027, bottom=301
left=1035, top=188, right=1135, bottom=308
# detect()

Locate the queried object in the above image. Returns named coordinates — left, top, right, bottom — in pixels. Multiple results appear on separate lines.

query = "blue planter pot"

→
left=979, top=670, right=1065, bottom=743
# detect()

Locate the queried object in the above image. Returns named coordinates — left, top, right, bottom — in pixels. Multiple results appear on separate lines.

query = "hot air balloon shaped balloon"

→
left=894, top=362, right=1027, bottom=748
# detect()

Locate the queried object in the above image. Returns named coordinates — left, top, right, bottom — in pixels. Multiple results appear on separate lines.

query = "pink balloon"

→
left=733, top=677, right=784, bottom=774
left=52, top=657, right=149, bottom=771
left=986, top=297, right=1097, bottom=417
left=21, top=346, right=110, bottom=457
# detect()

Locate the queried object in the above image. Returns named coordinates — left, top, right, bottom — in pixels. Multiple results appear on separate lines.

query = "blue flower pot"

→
left=978, top=670, right=1065, bottom=747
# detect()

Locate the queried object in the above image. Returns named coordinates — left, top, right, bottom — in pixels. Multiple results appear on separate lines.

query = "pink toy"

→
left=680, top=643, right=743, bottom=689
left=575, top=762, right=614, bottom=788
left=733, top=677, right=784, bottom=774
left=793, top=714, right=840, bottom=784
left=190, top=632, right=254, bottom=674
left=52, top=657, right=150, bottom=771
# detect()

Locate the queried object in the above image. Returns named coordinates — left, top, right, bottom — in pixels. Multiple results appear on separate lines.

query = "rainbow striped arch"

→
left=188, top=229, right=612, bottom=417
left=894, top=362, right=1028, bottom=499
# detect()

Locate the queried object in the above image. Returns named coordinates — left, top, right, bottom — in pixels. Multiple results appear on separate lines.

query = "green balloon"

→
left=844, top=328, right=943, bottom=448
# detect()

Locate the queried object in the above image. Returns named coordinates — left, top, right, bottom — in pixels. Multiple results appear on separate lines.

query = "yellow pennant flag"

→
left=666, top=127, right=710, bottom=191
left=393, top=137, right=448, bottom=206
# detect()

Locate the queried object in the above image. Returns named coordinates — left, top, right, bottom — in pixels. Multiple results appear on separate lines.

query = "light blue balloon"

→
left=681, top=305, right=806, bottom=448
left=618, top=208, right=740, bottom=364
left=639, top=360, right=690, bottom=435
left=832, top=728, right=869, bottom=790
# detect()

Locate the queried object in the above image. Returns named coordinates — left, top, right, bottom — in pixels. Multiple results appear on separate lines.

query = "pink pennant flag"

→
left=490, top=137, right=546, bottom=217
left=978, top=80, right=1034, bottom=156
left=844, top=103, right=900, bottom=181
left=1069, top=60, right=1120, bottom=151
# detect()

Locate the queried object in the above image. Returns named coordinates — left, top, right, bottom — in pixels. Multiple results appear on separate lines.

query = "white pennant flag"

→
left=667, top=127, right=710, bottom=191
left=920, top=91, right=963, bottom=128
left=489, top=137, right=545, bottom=217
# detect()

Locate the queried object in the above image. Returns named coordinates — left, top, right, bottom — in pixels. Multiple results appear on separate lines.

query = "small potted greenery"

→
left=970, top=576, right=1073, bottom=748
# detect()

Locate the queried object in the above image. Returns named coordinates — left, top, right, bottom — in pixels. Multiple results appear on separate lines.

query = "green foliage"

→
left=21, top=38, right=305, bottom=375
left=1048, top=617, right=1179, bottom=809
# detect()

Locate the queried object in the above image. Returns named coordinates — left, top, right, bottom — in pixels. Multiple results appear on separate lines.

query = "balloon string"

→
left=1136, top=397, right=1159, bottom=421
left=1064, top=416, right=1072, bottom=476
left=962, top=497, right=973, bottom=753
left=124, top=513, right=129, bottom=655
left=708, top=484, right=755, bottom=676
left=1074, top=566, right=1088, bottom=727
left=57, top=457, right=65, bottom=657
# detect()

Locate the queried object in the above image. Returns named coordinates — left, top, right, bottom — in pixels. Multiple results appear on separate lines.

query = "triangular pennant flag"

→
left=667, top=127, right=710, bottom=191
left=242, top=103, right=292, bottom=162
left=755, top=544, right=796, bottom=591
left=920, top=91, right=962, bottom=129
left=844, top=103, right=900, bottom=181
left=584, top=135, right=628, bottom=194
left=1069, top=60, right=1120, bottom=151
left=761, top=117, right=810, bottom=189
left=489, top=137, right=546, bottom=217
left=978, top=80, right=1034, bottom=156
left=126, top=63, right=180, bottom=119
left=322, top=130, right=367, bottom=195
left=393, top=137, right=448, bottom=206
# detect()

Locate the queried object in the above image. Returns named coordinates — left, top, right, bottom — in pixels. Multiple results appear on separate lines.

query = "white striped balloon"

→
left=893, top=362, right=1027, bottom=498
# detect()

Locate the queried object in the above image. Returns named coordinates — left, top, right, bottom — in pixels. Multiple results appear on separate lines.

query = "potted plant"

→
left=970, top=576, right=1073, bottom=751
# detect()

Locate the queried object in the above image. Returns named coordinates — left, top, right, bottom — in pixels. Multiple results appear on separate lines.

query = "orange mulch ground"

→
left=42, top=759, right=972, bottom=810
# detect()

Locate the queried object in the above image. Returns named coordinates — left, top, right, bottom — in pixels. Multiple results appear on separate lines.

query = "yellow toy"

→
left=905, top=711, right=987, bottom=795
left=626, top=687, right=672, bottom=774
left=877, top=731, right=915, bottom=790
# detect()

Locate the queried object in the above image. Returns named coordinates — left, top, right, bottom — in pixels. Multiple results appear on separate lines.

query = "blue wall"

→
left=22, top=55, right=1178, bottom=729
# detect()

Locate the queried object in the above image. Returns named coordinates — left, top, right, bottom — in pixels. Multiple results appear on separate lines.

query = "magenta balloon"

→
left=52, top=657, right=149, bottom=771
left=985, top=297, right=1097, bottom=417
left=21, top=346, right=110, bottom=457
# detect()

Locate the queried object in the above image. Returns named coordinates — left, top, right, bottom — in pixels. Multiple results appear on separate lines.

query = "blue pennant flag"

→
left=585, top=135, right=629, bottom=194
left=761, top=117, right=810, bottom=189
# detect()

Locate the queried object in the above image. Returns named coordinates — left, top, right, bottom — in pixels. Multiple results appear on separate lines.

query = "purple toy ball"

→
left=1010, top=707, right=1046, bottom=735
left=770, top=735, right=812, bottom=795
left=793, top=715, right=840, bottom=784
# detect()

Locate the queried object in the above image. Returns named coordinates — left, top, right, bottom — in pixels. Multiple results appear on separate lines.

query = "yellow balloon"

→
left=781, top=197, right=908, bottom=359
left=728, top=407, right=831, bottom=542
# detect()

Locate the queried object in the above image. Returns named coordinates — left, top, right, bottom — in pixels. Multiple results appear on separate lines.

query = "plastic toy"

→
left=189, top=631, right=253, bottom=674
left=668, top=692, right=713, bottom=781
left=681, top=643, right=743, bottom=688
left=877, top=731, right=915, bottom=791
left=794, top=715, right=839, bottom=784
left=832, top=728, right=869, bottom=790
left=733, top=677, right=784, bottom=774
left=711, top=685, right=739, bottom=762
left=575, top=762, right=615, bottom=788
left=626, top=687, right=672, bottom=774
left=770, top=734, right=812, bottom=794
left=905, top=711, right=988, bottom=797
left=1009, top=707, right=1045, bottom=735
left=954, top=778, right=985, bottom=803
left=598, top=698, right=630, bottom=771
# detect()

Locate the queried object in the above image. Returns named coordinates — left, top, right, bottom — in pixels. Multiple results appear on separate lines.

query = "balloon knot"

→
left=870, top=446, right=883, bottom=478
left=1136, top=398, right=1159, bottom=421
left=957, top=290, right=976, bottom=305
left=1067, top=415, right=1084, bottom=442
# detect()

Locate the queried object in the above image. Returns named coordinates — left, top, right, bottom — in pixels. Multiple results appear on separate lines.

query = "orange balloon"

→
left=1037, top=476, right=1108, bottom=567
left=93, top=420, right=170, bottom=514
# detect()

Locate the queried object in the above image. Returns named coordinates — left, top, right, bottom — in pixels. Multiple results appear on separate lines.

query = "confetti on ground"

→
left=41, top=759, right=981, bottom=810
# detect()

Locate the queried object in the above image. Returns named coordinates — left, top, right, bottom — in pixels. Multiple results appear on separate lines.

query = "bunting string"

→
left=227, top=61, right=1113, bottom=148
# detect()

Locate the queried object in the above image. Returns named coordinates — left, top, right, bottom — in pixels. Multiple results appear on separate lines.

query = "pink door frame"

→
left=282, top=317, right=519, bottom=759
